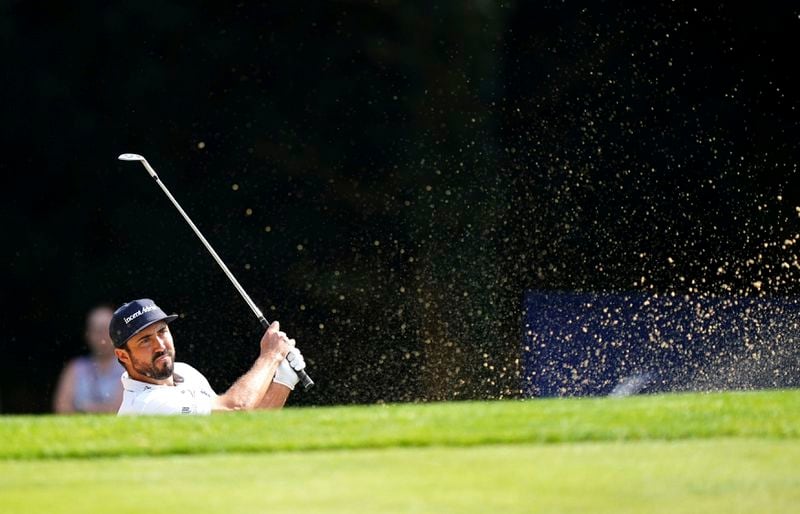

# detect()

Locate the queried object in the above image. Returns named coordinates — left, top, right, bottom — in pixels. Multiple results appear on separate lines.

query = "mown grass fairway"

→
left=1, top=390, right=798, bottom=513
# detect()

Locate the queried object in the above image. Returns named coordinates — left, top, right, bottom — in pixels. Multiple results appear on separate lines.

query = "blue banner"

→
left=521, top=291, right=800, bottom=397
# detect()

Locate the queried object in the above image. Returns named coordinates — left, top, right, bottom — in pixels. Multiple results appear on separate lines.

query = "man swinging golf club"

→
left=110, top=298, right=305, bottom=415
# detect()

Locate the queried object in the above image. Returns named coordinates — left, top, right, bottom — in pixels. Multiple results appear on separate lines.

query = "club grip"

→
left=296, top=369, right=315, bottom=389
left=259, top=316, right=314, bottom=390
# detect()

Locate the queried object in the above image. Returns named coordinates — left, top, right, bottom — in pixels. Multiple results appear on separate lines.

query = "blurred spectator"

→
left=53, top=305, right=124, bottom=413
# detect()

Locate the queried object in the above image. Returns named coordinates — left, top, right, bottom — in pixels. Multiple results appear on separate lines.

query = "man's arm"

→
left=212, top=321, right=291, bottom=412
left=256, top=382, right=292, bottom=409
left=53, top=361, right=77, bottom=413
left=256, top=347, right=305, bottom=409
left=213, top=354, right=283, bottom=411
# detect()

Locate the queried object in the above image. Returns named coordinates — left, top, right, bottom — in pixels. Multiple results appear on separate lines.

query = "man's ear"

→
left=115, top=347, right=130, bottom=366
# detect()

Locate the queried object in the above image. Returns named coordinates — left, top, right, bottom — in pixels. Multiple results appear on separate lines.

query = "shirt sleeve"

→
left=197, top=373, right=218, bottom=397
left=178, top=363, right=218, bottom=397
left=190, top=371, right=216, bottom=414
left=192, top=389, right=215, bottom=415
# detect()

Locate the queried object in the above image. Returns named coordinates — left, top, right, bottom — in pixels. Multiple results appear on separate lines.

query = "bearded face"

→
left=127, top=345, right=175, bottom=380
left=117, top=321, right=176, bottom=381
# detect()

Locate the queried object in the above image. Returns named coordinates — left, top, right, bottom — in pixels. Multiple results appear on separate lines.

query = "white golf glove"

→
left=273, top=346, right=306, bottom=390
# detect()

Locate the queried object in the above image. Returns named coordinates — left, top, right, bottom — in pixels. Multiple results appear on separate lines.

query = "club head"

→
left=118, top=153, right=145, bottom=161
left=117, top=153, right=158, bottom=179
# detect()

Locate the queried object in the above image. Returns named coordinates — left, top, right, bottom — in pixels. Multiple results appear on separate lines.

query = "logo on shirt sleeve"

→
left=181, top=406, right=191, bottom=414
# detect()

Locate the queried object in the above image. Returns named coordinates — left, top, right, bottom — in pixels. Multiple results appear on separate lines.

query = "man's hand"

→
left=273, top=347, right=306, bottom=390
left=287, top=347, right=306, bottom=372
left=260, top=321, right=293, bottom=361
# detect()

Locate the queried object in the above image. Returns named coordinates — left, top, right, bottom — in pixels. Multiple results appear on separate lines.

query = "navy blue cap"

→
left=110, top=299, right=178, bottom=348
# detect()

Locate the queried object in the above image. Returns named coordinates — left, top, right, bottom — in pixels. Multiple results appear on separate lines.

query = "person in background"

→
left=53, top=305, right=124, bottom=413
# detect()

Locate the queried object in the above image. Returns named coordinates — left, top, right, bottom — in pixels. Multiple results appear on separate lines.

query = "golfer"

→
left=110, top=298, right=305, bottom=415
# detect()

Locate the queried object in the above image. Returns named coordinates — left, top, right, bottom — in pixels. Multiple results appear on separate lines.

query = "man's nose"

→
left=154, top=336, right=167, bottom=350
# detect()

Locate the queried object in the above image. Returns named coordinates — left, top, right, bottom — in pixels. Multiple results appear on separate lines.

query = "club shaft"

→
left=144, top=163, right=265, bottom=320
left=137, top=158, right=314, bottom=389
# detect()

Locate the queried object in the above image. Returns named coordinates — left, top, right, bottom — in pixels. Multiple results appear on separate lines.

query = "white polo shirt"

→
left=117, top=362, right=217, bottom=416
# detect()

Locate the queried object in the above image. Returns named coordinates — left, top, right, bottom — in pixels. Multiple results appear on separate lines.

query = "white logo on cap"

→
left=123, top=304, right=158, bottom=325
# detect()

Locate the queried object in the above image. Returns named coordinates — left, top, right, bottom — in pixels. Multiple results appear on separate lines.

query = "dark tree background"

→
left=1, top=1, right=797, bottom=412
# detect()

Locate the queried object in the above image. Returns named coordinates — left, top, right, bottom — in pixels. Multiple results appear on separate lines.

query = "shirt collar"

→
left=120, top=370, right=184, bottom=391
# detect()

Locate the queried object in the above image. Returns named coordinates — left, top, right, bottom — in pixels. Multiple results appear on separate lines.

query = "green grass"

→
left=2, top=440, right=798, bottom=514
left=1, top=389, right=797, bottom=460
left=1, top=389, right=798, bottom=513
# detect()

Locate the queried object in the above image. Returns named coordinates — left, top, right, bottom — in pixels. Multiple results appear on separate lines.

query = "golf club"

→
left=118, top=152, right=314, bottom=389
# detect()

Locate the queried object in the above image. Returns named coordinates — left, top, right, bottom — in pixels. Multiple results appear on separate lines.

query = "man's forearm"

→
left=216, top=354, right=282, bottom=411
left=256, top=382, right=292, bottom=409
